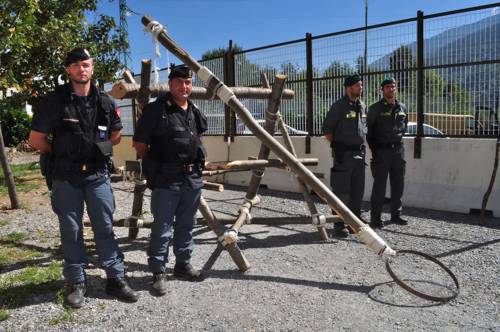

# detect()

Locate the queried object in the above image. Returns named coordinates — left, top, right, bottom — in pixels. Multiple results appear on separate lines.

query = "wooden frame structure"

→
left=101, top=56, right=338, bottom=271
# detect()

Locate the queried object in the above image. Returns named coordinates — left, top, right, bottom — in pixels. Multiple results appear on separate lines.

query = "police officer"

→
left=133, top=64, right=207, bottom=295
left=323, top=74, right=367, bottom=237
left=28, top=48, right=138, bottom=308
left=367, top=77, right=408, bottom=228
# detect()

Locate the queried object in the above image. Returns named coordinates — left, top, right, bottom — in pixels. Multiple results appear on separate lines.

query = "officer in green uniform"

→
left=29, top=48, right=138, bottom=308
left=367, top=77, right=408, bottom=228
left=323, top=74, right=367, bottom=237
left=133, top=64, right=208, bottom=295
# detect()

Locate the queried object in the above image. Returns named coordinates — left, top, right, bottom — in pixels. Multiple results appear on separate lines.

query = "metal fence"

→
left=117, top=3, right=500, bottom=144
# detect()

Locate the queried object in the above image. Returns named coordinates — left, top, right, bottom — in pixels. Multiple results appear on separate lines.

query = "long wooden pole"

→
left=122, top=64, right=151, bottom=240
left=108, top=83, right=295, bottom=101
left=231, top=75, right=286, bottom=234
left=277, top=117, right=329, bottom=240
left=141, top=16, right=395, bottom=258
left=198, top=196, right=250, bottom=271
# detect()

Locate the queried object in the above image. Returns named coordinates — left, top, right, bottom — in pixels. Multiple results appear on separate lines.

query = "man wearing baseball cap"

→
left=366, top=77, right=408, bottom=228
left=322, top=74, right=367, bottom=237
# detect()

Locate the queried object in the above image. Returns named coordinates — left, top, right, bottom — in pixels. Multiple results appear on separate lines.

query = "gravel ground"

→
left=0, top=176, right=499, bottom=331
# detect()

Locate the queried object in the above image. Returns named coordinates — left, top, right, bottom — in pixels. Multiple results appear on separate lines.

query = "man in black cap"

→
left=133, top=64, right=207, bottom=295
left=28, top=47, right=138, bottom=307
left=367, top=77, right=408, bottom=228
left=322, top=74, right=367, bottom=237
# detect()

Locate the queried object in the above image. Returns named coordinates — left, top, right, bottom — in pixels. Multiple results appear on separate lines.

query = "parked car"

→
left=237, top=119, right=308, bottom=135
left=405, top=121, right=446, bottom=137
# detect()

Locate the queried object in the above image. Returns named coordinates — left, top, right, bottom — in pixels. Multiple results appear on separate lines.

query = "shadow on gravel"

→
left=383, top=229, right=500, bottom=258
left=368, top=281, right=447, bottom=308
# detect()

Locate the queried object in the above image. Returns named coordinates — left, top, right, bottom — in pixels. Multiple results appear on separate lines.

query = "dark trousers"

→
left=51, top=177, right=124, bottom=284
left=370, top=147, right=406, bottom=219
left=330, top=150, right=365, bottom=217
left=148, top=185, right=201, bottom=274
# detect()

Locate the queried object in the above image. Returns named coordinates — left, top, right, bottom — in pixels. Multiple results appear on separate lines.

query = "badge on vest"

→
left=346, top=111, right=357, bottom=119
left=98, top=125, right=107, bottom=139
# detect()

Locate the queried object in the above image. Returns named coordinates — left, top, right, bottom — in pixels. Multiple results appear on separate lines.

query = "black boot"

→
left=65, top=282, right=87, bottom=308
left=174, top=263, right=203, bottom=281
left=391, top=216, right=408, bottom=225
left=370, top=216, right=385, bottom=229
left=106, top=278, right=139, bottom=302
left=332, top=222, right=349, bottom=238
left=152, top=272, right=168, bottom=295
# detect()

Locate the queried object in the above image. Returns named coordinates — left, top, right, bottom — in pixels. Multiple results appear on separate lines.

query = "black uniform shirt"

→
left=134, top=94, right=205, bottom=191
left=367, top=98, right=408, bottom=149
left=322, top=95, right=367, bottom=146
left=31, top=83, right=122, bottom=185
left=31, top=84, right=122, bottom=134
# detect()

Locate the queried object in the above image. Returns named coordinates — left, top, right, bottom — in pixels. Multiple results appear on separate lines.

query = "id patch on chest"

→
left=345, top=111, right=357, bottom=119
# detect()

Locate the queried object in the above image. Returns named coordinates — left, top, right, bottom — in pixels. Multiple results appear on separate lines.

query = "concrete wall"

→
left=114, top=135, right=500, bottom=217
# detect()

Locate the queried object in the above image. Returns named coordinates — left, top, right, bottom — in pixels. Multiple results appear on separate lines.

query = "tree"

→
left=0, top=0, right=124, bottom=114
left=389, top=45, right=416, bottom=92
left=201, top=43, right=243, bottom=60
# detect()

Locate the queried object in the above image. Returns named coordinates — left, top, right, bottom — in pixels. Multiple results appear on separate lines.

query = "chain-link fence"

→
left=115, top=3, right=500, bottom=139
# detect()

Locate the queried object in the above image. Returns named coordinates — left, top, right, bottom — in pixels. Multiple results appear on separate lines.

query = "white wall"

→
left=114, top=135, right=500, bottom=217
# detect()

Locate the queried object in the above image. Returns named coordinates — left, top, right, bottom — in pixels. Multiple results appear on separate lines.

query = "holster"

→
left=39, top=153, right=54, bottom=190
left=142, top=155, right=159, bottom=189
left=95, top=140, right=113, bottom=158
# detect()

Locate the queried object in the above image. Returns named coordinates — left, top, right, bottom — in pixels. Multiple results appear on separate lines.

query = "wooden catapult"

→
left=100, top=59, right=338, bottom=272
left=85, top=16, right=399, bottom=273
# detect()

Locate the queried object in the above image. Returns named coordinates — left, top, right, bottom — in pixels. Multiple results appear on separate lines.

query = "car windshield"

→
left=405, top=122, right=445, bottom=137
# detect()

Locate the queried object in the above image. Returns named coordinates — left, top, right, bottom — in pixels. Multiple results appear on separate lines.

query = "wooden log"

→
left=0, top=124, right=19, bottom=209
left=277, top=118, right=329, bottom=240
left=198, top=196, right=250, bottom=271
left=204, top=158, right=318, bottom=171
left=85, top=217, right=153, bottom=228
left=231, top=195, right=261, bottom=233
left=128, top=180, right=147, bottom=240
left=232, top=75, right=286, bottom=234
left=198, top=215, right=342, bottom=225
left=137, top=59, right=152, bottom=108
left=260, top=73, right=270, bottom=89
left=121, top=70, right=141, bottom=126
left=141, top=16, right=395, bottom=258
left=203, top=181, right=224, bottom=192
left=108, top=82, right=295, bottom=101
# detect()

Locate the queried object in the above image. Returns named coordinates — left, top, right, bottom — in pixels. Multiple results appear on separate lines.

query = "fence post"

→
left=224, top=40, right=236, bottom=142
left=414, top=10, right=424, bottom=159
left=305, top=32, right=313, bottom=154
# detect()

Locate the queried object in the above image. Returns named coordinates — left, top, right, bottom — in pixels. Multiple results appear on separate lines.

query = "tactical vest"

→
left=50, top=84, right=113, bottom=162
left=371, top=100, right=407, bottom=145
left=148, top=96, right=207, bottom=164
left=333, top=97, right=366, bottom=146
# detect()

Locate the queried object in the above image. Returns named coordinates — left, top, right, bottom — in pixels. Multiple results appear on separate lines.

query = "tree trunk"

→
left=0, top=124, right=19, bottom=209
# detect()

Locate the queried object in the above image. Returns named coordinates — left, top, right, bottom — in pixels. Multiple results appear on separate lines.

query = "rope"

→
left=144, top=20, right=166, bottom=83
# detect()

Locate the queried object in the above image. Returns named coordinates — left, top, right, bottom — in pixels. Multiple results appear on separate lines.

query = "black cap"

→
left=168, top=64, right=192, bottom=79
left=64, top=48, right=91, bottom=67
left=344, top=74, right=362, bottom=87
left=381, top=76, right=396, bottom=87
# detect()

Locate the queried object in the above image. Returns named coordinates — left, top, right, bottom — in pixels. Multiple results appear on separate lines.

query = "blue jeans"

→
left=51, top=177, right=124, bottom=283
left=148, top=186, right=201, bottom=273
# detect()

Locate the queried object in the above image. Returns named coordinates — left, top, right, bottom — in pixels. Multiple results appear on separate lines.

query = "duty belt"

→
left=159, top=162, right=201, bottom=174
left=376, top=142, right=402, bottom=149
left=55, top=159, right=107, bottom=173
left=334, top=143, right=365, bottom=151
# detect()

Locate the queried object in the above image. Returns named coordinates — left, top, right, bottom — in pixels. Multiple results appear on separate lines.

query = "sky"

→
left=88, top=0, right=499, bottom=74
